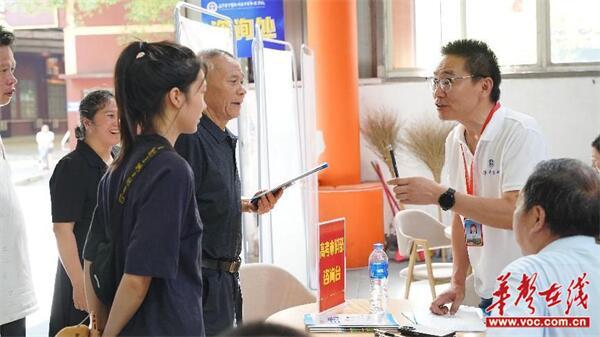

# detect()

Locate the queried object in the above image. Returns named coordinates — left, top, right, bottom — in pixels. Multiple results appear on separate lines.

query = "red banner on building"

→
left=318, top=218, right=346, bottom=312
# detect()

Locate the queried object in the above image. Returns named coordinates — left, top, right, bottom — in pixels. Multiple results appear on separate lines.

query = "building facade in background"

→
left=1, top=6, right=66, bottom=137
left=0, top=0, right=174, bottom=140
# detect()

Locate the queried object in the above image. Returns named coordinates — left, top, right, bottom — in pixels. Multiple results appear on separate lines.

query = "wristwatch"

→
left=438, top=187, right=456, bottom=211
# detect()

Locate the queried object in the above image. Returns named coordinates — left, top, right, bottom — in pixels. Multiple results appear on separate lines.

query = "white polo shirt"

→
left=443, top=104, right=547, bottom=298
left=0, top=135, right=38, bottom=325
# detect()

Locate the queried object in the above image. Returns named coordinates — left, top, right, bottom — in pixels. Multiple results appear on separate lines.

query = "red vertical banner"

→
left=318, top=218, right=346, bottom=312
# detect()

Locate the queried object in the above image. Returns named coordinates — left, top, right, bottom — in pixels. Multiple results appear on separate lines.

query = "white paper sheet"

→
left=410, top=305, right=486, bottom=332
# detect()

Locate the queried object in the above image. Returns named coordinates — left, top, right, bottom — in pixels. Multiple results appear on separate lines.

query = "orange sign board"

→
left=318, top=218, right=346, bottom=312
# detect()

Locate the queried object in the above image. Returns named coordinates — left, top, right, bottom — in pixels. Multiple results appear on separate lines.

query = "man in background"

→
left=36, top=124, right=55, bottom=170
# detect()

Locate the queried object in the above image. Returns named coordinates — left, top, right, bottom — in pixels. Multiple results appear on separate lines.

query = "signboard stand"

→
left=317, top=218, right=346, bottom=312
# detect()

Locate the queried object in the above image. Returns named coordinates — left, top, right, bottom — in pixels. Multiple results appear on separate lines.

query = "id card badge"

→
left=464, top=218, right=484, bottom=247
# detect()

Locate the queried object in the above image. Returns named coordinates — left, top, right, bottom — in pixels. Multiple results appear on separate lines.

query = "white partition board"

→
left=258, top=48, right=308, bottom=284
left=177, top=15, right=234, bottom=55
left=300, top=47, right=320, bottom=290
left=238, top=91, right=260, bottom=260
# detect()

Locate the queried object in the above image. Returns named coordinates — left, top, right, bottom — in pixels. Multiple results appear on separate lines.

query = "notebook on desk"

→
left=304, top=313, right=399, bottom=332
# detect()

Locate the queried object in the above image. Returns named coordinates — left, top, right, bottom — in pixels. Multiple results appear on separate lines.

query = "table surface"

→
left=267, top=298, right=485, bottom=337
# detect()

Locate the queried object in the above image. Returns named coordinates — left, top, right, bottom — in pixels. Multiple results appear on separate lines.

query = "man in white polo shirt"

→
left=388, top=39, right=547, bottom=315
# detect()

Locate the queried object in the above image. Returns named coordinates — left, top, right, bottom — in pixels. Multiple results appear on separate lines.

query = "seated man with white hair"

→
left=487, top=158, right=600, bottom=337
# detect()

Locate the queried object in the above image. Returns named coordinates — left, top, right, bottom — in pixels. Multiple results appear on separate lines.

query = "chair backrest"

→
left=239, top=263, right=316, bottom=322
left=393, top=209, right=450, bottom=249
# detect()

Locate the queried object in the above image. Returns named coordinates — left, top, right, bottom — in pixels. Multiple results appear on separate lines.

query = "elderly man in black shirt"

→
left=175, top=49, right=282, bottom=336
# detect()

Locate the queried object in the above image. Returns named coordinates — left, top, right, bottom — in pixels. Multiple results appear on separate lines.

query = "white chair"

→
left=394, top=209, right=453, bottom=299
left=239, top=263, right=316, bottom=322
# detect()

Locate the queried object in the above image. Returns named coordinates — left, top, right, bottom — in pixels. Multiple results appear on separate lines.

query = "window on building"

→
left=385, top=0, right=600, bottom=77
left=549, top=0, right=600, bottom=63
left=387, top=0, right=459, bottom=73
left=47, top=83, right=66, bottom=119
left=466, top=0, right=537, bottom=66
left=10, top=98, right=18, bottom=119
left=18, top=79, right=37, bottom=120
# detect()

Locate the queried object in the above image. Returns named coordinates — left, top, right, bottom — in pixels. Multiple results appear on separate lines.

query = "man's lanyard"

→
left=459, top=102, right=501, bottom=195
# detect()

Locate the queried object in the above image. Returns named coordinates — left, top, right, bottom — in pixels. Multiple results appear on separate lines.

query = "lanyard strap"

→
left=460, top=102, right=501, bottom=195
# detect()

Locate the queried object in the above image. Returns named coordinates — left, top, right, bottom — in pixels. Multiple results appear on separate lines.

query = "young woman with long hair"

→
left=83, top=41, right=207, bottom=336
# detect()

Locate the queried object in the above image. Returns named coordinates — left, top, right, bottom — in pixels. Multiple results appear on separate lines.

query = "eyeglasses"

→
left=427, top=74, right=480, bottom=92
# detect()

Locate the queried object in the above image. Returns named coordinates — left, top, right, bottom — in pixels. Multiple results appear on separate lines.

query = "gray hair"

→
left=197, top=49, right=236, bottom=71
left=522, top=158, right=599, bottom=238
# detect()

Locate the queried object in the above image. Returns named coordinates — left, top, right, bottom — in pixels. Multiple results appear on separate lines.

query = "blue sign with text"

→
left=202, top=0, right=285, bottom=58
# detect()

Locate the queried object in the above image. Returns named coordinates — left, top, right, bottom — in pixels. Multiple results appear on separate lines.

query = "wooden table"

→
left=267, top=299, right=484, bottom=337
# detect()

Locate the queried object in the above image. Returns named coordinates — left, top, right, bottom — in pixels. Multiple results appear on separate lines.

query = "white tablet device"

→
left=250, top=162, right=329, bottom=206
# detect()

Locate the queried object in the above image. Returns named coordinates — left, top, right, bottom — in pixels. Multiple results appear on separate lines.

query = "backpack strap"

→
left=91, top=144, right=167, bottom=305
left=117, top=145, right=165, bottom=205
left=107, top=145, right=167, bottom=239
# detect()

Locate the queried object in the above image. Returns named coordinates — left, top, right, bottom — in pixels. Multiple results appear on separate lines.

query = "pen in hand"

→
left=387, top=145, right=399, bottom=178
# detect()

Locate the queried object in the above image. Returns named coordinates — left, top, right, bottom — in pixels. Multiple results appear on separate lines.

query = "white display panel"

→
left=177, top=15, right=234, bottom=55
left=300, top=46, right=320, bottom=290
left=258, top=48, right=308, bottom=284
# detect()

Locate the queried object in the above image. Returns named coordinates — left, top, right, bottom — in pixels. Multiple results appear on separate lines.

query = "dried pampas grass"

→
left=401, top=117, right=456, bottom=183
left=360, top=107, right=403, bottom=177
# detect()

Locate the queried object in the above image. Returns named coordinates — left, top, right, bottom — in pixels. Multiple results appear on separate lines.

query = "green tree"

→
left=124, top=0, right=180, bottom=24
left=9, top=0, right=180, bottom=25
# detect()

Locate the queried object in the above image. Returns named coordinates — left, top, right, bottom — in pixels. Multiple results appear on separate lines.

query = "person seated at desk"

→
left=486, top=158, right=600, bottom=337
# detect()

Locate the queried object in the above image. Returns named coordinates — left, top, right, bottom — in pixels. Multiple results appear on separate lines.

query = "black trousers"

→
left=202, top=268, right=243, bottom=336
left=0, top=317, right=25, bottom=337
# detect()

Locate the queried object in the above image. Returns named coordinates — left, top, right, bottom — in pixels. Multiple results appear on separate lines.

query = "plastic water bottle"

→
left=368, top=243, right=388, bottom=314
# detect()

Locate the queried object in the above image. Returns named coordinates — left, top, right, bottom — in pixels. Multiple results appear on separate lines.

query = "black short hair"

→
left=76, top=89, right=115, bottom=140
left=0, top=26, right=15, bottom=48
left=592, top=134, right=600, bottom=152
left=522, top=158, right=600, bottom=238
left=442, top=39, right=501, bottom=102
